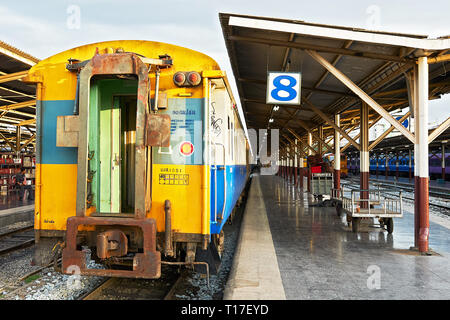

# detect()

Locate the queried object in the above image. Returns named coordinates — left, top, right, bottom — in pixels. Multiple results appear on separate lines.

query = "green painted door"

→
left=99, top=96, right=121, bottom=213
left=89, top=78, right=138, bottom=214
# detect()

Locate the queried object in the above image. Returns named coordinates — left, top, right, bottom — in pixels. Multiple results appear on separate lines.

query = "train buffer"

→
left=331, top=185, right=403, bottom=234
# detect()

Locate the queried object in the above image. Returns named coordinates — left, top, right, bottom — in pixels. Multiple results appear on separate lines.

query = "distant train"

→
left=25, top=40, right=250, bottom=279
left=324, top=154, right=348, bottom=178
left=347, top=153, right=450, bottom=179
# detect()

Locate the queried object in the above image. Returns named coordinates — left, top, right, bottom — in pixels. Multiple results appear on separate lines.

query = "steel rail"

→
left=0, top=227, right=35, bottom=256
left=79, top=272, right=186, bottom=300
left=0, top=224, right=33, bottom=239
left=343, top=178, right=450, bottom=212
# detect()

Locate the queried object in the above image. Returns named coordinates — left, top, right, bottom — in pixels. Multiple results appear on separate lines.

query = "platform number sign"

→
left=266, top=72, right=301, bottom=105
left=395, top=116, right=409, bottom=129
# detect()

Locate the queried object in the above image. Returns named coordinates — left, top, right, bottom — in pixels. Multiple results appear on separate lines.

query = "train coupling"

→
left=96, top=229, right=128, bottom=259
left=62, top=216, right=161, bottom=279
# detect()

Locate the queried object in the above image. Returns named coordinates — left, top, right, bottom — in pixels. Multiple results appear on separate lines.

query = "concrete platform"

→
left=225, top=175, right=450, bottom=300
left=0, top=194, right=34, bottom=227
left=224, top=176, right=286, bottom=299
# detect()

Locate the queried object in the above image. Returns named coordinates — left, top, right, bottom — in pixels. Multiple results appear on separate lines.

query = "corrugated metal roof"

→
left=219, top=12, right=450, bottom=143
left=0, top=40, right=38, bottom=152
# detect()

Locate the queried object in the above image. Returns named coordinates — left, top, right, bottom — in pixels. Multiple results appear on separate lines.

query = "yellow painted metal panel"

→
left=25, top=40, right=221, bottom=101
left=37, top=163, right=77, bottom=231
left=148, top=164, right=209, bottom=235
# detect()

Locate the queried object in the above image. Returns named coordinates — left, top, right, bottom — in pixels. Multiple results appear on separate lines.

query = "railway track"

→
left=0, top=224, right=34, bottom=256
left=78, top=268, right=186, bottom=300
left=343, top=178, right=450, bottom=211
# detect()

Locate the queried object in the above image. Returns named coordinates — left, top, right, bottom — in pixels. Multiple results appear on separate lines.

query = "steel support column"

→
left=287, top=147, right=291, bottom=183
left=360, top=103, right=369, bottom=208
left=318, top=125, right=323, bottom=156
left=294, top=139, right=298, bottom=186
left=286, top=147, right=291, bottom=182
left=307, top=132, right=312, bottom=192
left=299, top=155, right=304, bottom=189
left=414, top=57, right=430, bottom=253
left=290, top=152, right=293, bottom=183
left=409, top=149, right=412, bottom=182
left=16, top=125, right=21, bottom=153
left=334, top=114, right=341, bottom=190
left=442, top=142, right=446, bottom=180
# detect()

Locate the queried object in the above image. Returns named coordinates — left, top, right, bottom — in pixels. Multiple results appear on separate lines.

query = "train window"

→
left=228, top=116, right=231, bottom=157
left=430, top=158, right=440, bottom=166
left=231, top=121, right=234, bottom=161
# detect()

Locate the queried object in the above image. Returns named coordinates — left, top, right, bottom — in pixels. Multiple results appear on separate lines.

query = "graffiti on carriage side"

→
left=210, top=102, right=223, bottom=137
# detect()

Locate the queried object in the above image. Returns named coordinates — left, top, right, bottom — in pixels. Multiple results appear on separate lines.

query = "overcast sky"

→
left=1, top=0, right=449, bottom=126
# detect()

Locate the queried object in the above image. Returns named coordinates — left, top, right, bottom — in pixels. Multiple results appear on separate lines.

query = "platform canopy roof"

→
left=0, top=41, right=39, bottom=153
left=219, top=13, right=450, bottom=146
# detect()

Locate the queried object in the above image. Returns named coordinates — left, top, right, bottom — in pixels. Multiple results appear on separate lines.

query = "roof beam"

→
left=229, top=35, right=413, bottom=64
left=0, top=70, right=28, bottom=84
left=428, top=54, right=450, bottom=64
left=428, top=117, right=450, bottom=144
left=321, top=60, right=413, bottom=120
left=306, top=49, right=415, bottom=144
left=368, top=111, right=411, bottom=150
left=228, top=16, right=450, bottom=51
left=18, top=133, right=36, bottom=151
left=14, top=119, right=36, bottom=126
left=289, top=123, right=334, bottom=154
left=282, top=134, right=307, bottom=158
left=0, top=100, right=36, bottom=111
left=306, top=40, right=353, bottom=102
left=0, top=131, right=17, bottom=151
left=341, top=115, right=382, bottom=152
left=286, top=128, right=316, bottom=155
left=0, top=41, right=38, bottom=66
left=303, top=97, right=360, bottom=150
left=238, top=77, right=356, bottom=98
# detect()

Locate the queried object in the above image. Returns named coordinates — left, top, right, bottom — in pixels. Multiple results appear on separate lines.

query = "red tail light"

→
left=173, top=72, right=186, bottom=87
left=173, top=71, right=202, bottom=87
left=187, top=72, right=201, bottom=86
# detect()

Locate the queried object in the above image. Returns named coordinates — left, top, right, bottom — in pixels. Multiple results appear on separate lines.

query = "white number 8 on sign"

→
left=266, top=72, right=301, bottom=105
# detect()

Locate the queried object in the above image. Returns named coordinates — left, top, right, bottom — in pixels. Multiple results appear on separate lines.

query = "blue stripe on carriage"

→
left=39, top=100, right=78, bottom=165
left=210, top=164, right=248, bottom=234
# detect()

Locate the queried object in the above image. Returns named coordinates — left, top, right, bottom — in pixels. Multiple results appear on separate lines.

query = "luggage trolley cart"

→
left=340, top=188, right=403, bottom=233
left=311, top=173, right=333, bottom=201
left=332, top=184, right=382, bottom=218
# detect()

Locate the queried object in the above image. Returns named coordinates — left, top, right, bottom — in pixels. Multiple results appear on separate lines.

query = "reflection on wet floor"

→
left=259, top=175, right=450, bottom=300
left=0, top=193, right=34, bottom=211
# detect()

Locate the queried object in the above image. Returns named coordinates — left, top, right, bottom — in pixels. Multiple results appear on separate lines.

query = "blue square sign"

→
left=266, top=72, right=302, bottom=105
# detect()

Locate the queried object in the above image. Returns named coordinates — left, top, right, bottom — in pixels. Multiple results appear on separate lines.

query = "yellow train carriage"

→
left=340, top=154, right=348, bottom=177
left=25, top=40, right=241, bottom=278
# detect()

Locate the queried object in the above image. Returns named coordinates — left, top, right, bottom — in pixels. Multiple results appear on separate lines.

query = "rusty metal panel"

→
left=96, top=229, right=128, bottom=259
left=76, top=52, right=151, bottom=218
left=157, top=91, right=168, bottom=109
left=62, top=216, right=161, bottom=279
left=56, top=115, right=79, bottom=147
left=145, top=114, right=171, bottom=147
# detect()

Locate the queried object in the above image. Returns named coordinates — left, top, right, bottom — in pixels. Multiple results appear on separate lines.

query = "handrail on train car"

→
left=212, top=142, right=226, bottom=223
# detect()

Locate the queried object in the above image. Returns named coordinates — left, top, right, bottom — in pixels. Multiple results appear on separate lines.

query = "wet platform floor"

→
left=259, top=175, right=450, bottom=300
left=0, top=193, right=34, bottom=211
